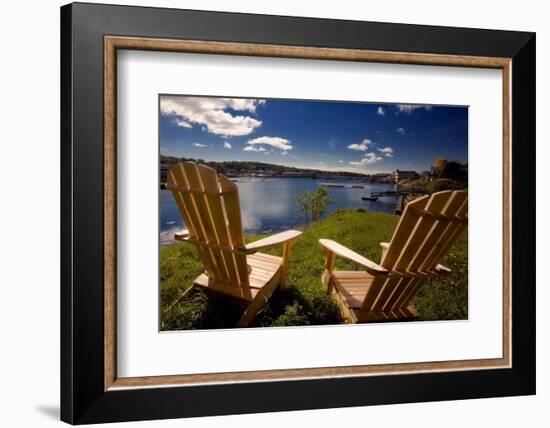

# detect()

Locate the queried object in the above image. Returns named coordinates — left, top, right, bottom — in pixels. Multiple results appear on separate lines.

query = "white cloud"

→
left=245, top=136, right=293, bottom=152
left=347, top=139, right=373, bottom=151
left=376, top=107, right=385, bottom=116
left=281, top=151, right=288, bottom=156
left=192, top=143, right=206, bottom=147
left=175, top=119, right=192, bottom=128
left=377, top=147, right=394, bottom=157
left=243, top=145, right=266, bottom=152
left=338, top=160, right=344, bottom=164
left=397, top=127, right=406, bottom=135
left=396, top=104, right=433, bottom=114
left=160, top=96, right=265, bottom=137
left=350, top=152, right=383, bottom=167
left=223, top=141, right=232, bottom=149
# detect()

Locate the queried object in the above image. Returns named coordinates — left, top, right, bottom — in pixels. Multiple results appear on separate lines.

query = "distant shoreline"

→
left=159, top=174, right=395, bottom=190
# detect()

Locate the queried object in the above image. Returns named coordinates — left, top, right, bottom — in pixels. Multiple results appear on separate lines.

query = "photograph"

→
left=159, top=95, right=469, bottom=330
left=53, top=2, right=537, bottom=424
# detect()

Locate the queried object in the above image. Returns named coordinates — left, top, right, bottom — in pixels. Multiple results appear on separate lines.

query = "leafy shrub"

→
left=296, top=186, right=333, bottom=223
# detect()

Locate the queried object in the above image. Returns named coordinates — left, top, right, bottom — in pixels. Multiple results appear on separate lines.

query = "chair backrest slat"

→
left=168, top=163, right=218, bottom=279
left=219, top=175, right=250, bottom=287
left=196, top=165, right=242, bottom=287
left=391, top=277, right=421, bottom=310
left=393, top=191, right=453, bottom=271
left=360, top=276, right=388, bottom=311
left=168, top=162, right=250, bottom=291
left=412, top=191, right=467, bottom=272
left=181, top=163, right=226, bottom=282
left=380, top=278, right=411, bottom=311
left=381, top=195, right=430, bottom=268
left=419, top=202, right=467, bottom=273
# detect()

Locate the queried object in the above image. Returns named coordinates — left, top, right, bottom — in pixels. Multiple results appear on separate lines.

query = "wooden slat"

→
left=391, top=278, right=420, bottom=309
left=373, top=192, right=453, bottom=311
left=394, top=191, right=452, bottom=271
left=247, top=253, right=282, bottom=266
left=381, top=194, right=430, bottom=268
left=421, top=196, right=468, bottom=270
left=319, top=239, right=388, bottom=276
left=332, top=271, right=373, bottom=279
left=251, top=252, right=282, bottom=263
left=370, top=276, right=400, bottom=311
left=194, top=273, right=258, bottom=301
left=219, top=175, right=249, bottom=287
left=335, top=288, right=370, bottom=310
left=323, top=249, right=336, bottom=293
left=361, top=191, right=467, bottom=314
left=236, top=271, right=281, bottom=327
left=241, top=230, right=301, bottom=254
left=247, top=253, right=282, bottom=289
left=398, top=278, right=426, bottom=309
left=181, top=162, right=225, bottom=281
left=197, top=164, right=241, bottom=287
left=247, top=253, right=280, bottom=265
left=417, top=191, right=468, bottom=271
left=168, top=164, right=217, bottom=278
left=331, top=271, right=375, bottom=310
left=412, top=192, right=464, bottom=270
left=385, top=277, right=416, bottom=310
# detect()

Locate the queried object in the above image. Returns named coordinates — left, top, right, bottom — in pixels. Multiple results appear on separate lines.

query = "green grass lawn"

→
left=160, top=209, right=468, bottom=330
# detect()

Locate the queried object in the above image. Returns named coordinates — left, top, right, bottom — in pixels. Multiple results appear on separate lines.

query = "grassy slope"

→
left=161, top=209, right=468, bottom=330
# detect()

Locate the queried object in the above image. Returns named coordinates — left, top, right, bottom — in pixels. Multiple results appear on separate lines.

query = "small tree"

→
left=296, top=187, right=332, bottom=223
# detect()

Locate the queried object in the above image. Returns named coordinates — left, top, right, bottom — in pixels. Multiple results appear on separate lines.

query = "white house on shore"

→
left=393, top=169, right=418, bottom=183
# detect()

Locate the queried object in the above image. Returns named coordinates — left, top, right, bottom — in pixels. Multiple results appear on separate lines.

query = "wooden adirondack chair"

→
left=319, top=190, right=468, bottom=323
left=167, top=162, right=302, bottom=327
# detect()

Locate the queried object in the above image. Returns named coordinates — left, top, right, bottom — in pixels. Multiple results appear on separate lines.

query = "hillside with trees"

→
left=160, top=155, right=370, bottom=180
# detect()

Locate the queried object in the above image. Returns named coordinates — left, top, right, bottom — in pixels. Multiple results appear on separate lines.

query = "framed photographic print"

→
left=61, top=2, right=536, bottom=424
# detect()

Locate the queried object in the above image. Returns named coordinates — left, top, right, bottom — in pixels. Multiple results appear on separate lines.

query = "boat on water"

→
left=362, top=195, right=379, bottom=201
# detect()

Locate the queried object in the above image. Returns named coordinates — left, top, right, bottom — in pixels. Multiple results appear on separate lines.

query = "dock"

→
left=320, top=183, right=364, bottom=189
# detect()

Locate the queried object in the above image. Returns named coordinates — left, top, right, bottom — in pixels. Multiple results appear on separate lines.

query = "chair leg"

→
left=235, top=273, right=280, bottom=327
left=236, top=296, right=267, bottom=328
left=162, top=284, right=194, bottom=316
left=322, top=249, right=335, bottom=294
left=279, top=241, right=295, bottom=289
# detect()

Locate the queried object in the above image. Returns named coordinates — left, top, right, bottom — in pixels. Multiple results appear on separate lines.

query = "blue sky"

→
left=159, top=95, right=468, bottom=174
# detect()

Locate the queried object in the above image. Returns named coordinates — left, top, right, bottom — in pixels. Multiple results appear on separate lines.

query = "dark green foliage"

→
left=160, top=209, right=468, bottom=330
left=441, top=160, right=463, bottom=180
left=426, top=178, right=456, bottom=193
left=160, top=154, right=369, bottom=178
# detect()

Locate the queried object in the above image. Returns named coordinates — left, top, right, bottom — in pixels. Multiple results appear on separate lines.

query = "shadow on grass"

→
left=161, top=285, right=341, bottom=331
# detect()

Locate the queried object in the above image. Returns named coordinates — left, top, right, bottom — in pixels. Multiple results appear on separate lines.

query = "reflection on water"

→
left=160, top=178, right=396, bottom=244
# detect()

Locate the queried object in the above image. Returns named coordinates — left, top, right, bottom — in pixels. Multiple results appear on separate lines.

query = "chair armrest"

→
left=434, top=264, right=452, bottom=275
left=237, top=230, right=302, bottom=254
left=174, top=229, right=191, bottom=241
left=319, top=239, right=389, bottom=276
